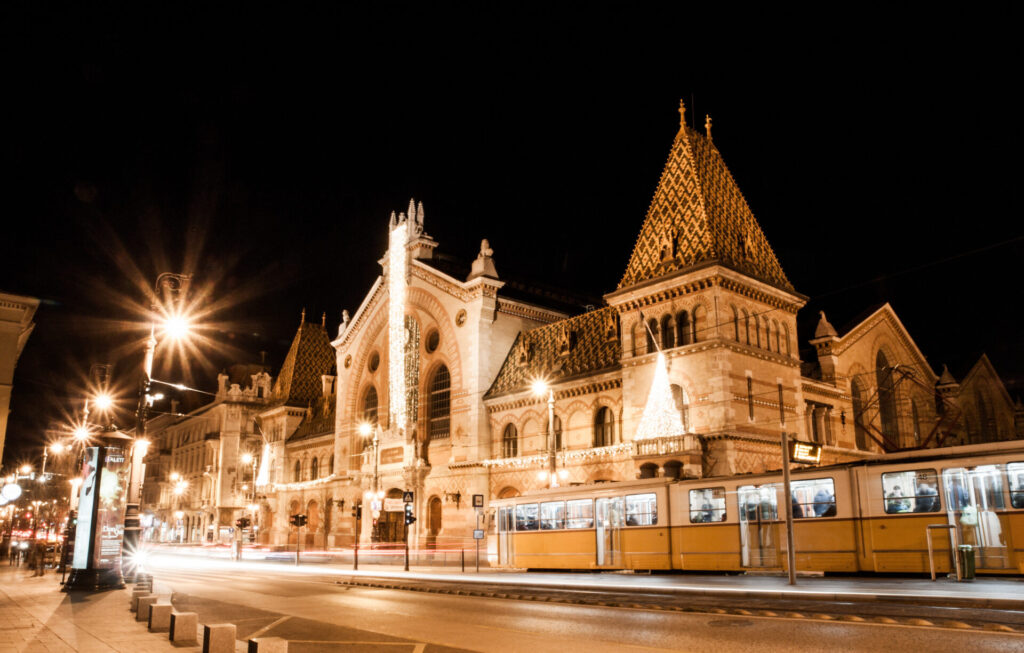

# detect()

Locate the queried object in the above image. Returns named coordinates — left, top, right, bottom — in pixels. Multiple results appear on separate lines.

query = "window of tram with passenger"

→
left=790, top=478, right=836, bottom=518
left=881, top=469, right=941, bottom=514
left=1009, top=463, right=1024, bottom=509
left=689, top=488, right=727, bottom=523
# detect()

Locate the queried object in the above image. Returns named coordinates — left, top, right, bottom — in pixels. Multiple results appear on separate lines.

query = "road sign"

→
left=384, top=498, right=405, bottom=512
left=473, top=529, right=484, bottom=540
left=371, top=500, right=382, bottom=511
left=402, top=490, right=414, bottom=503
left=472, top=494, right=484, bottom=508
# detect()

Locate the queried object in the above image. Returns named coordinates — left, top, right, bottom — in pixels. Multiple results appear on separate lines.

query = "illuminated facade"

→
left=0, top=291, right=38, bottom=468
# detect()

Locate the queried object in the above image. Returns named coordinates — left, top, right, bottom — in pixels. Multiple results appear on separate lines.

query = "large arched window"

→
left=362, top=385, right=379, bottom=425
left=678, top=311, right=692, bottom=346
left=293, top=460, right=302, bottom=482
left=661, top=314, right=675, bottom=349
left=646, top=319, right=658, bottom=353
left=851, top=376, right=868, bottom=451
left=502, top=424, right=518, bottom=458
left=428, top=365, right=451, bottom=439
left=594, top=407, right=614, bottom=447
left=876, top=351, right=899, bottom=444
left=311, top=457, right=319, bottom=479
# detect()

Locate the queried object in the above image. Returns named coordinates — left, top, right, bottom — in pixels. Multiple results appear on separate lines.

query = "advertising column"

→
left=64, top=445, right=127, bottom=591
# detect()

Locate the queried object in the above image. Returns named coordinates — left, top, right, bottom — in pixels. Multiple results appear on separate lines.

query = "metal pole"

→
left=295, top=525, right=301, bottom=566
left=547, top=390, right=557, bottom=488
left=778, top=384, right=796, bottom=586
left=404, top=524, right=410, bottom=572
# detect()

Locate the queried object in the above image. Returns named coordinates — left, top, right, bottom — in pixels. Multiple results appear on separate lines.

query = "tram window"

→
left=625, top=493, right=658, bottom=526
left=689, top=488, right=727, bottom=523
left=790, top=478, right=836, bottom=518
left=566, top=499, right=594, bottom=529
left=515, top=504, right=539, bottom=531
left=540, top=501, right=566, bottom=530
left=1009, top=463, right=1024, bottom=509
left=881, top=469, right=940, bottom=513
left=739, top=485, right=778, bottom=521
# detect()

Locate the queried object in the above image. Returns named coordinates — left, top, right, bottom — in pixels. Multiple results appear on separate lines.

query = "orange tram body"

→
left=490, top=441, right=1024, bottom=575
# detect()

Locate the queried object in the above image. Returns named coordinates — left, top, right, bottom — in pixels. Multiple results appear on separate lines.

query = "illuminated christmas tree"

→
left=635, top=352, right=685, bottom=440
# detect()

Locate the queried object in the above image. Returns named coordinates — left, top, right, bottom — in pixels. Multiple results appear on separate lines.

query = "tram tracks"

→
left=335, top=576, right=1024, bottom=635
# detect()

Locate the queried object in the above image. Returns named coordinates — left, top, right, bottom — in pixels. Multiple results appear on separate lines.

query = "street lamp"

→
left=531, top=379, right=559, bottom=489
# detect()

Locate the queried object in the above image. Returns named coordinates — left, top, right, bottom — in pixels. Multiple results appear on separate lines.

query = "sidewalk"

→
left=0, top=565, right=199, bottom=653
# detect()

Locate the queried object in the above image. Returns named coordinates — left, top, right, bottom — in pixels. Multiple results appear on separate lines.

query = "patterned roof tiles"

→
left=618, top=123, right=793, bottom=293
left=271, top=320, right=337, bottom=408
left=485, top=306, right=621, bottom=398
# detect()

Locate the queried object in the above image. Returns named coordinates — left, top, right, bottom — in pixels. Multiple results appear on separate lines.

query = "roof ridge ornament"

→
left=677, top=99, right=686, bottom=134
left=300, top=307, right=306, bottom=325
left=705, top=114, right=713, bottom=142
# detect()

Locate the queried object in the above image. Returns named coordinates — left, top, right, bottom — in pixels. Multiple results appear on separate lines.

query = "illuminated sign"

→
left=789, top=441, right=822, bottom=464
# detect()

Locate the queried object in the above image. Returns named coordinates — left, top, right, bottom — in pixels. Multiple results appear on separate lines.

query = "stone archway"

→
left=427, top=495, right=442, bottom=548
left=374, top=488, right=406, bottom=544
left=498, top=486, right=520, bottom=499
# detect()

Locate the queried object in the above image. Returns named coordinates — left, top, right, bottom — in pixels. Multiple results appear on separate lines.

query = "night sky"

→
left=2, top=7, right=1021, bottom=468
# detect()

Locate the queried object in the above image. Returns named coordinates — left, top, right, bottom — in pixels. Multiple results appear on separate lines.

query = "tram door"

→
left=942, top=466, right=1010, bottom=569
left=738, top=485, right=780, bottom=568
left=497, top=507, right=514, bottom=566
left=595, top=497, right=624, bottom=567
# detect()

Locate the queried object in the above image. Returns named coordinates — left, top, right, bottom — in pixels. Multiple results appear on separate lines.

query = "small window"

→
left=625, top=493, right=658, bottom=526
left=689, top=487, right=727, bottom=523
left=425, top=329, right=440, bottom=353
left=540, top=501, right=566, bottom=530
left=368, top=351, right=380, bottom=373
left=881, top=469, right=940, bottom=514
left=515, top=504, right=538, bottom=531
left=566, top=499, right=594, bottom=529
left=791, top=478, right=836, bottom=518
left=1009, top=463, right=1024, bottom=509
left=502, top=423, right=518, bottom=458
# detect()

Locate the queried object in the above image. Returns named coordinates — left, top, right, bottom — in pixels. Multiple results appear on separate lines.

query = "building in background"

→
left=0, top=291, right=39, bottom=468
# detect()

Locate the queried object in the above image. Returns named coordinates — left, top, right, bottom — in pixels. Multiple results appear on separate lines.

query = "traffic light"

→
left=235, top=516, right=251, bottom=529
left=404, top=503, right=416, bottom=525
left=289, top=513, right=307, bottom=528
left=352, top=504, right=362, bottom=520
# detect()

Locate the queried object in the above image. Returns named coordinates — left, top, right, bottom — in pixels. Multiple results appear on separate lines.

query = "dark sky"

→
left=2, top=7, right=1021, bottom=468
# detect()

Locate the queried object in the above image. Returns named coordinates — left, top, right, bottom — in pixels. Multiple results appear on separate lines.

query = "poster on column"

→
left=72, top=447, right=99, bottom=569
left=93, top=447, right=128, bottom=569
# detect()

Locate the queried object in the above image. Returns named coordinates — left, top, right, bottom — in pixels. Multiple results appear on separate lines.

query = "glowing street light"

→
left=92, top=393, right=114, bottom=412
left=161, top=314, right=191, bottom=341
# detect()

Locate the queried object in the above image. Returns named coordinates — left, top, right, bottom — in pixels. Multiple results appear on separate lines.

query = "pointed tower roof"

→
left=271, top=317, right=337, bottom=408
left=618, top=103, right=794, bottom=293
left=937, top=364, right=958, bottom=386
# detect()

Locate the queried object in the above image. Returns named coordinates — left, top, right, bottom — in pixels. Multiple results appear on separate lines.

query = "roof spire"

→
left=321, top=312, right=326, bottom=328
left=300, top=307, right=306, bottom=324
left=705, top=114, right=713, bottom=141
left=677, top=99, right=686, bottom=133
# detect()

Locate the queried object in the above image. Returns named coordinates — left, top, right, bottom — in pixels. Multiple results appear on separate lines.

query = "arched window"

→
left=546, top=414, right=563, bottom=450
left=362, top=385, right=378, bottom=425
left=311, top=457, right=319, bottom=479
left=639, top=462, right=659, bottom=479
left=293, top=460, right=301, bottom=482
left=754, top=315, right=762, bottom=348
left=678, top=311, right=692, bottom=346
left=731, top=307, right=740, bottom=342
left=742, top=309, right=751, bottom=345
left=428, top=365, right=451, bottom=440
left=502, top=424, right=518, bottom=458
left=782, top=323, right=791, bottom=356
left=328, top=454, right=335, bottom=475
left=773, top=320, right=782, bottom=353
left=692, top=305, right=705, bottom=343
left=594, top=407, right=614, bottom=447
left=671, top=384, right=691, bottom=432
left=661, top=314, right=675, bottom=349
left=876, top=351, right=899, bottom=444
left=851, top=376, right=868, bottom=450
left=646, top=319, right=658, bottom=353
left=765, top=320, right=773, bottom=352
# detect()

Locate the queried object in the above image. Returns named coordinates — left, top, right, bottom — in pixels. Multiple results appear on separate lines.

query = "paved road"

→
left=147, top=559, right=1024, bottom=653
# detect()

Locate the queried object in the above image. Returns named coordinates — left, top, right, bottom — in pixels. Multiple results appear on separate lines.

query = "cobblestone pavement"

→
left=0, top=565, right=198, bottom=653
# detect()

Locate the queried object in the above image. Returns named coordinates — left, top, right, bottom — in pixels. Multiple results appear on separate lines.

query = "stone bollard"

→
left=169, top=611, right=198, bottom=643
left=203, top=623, right=236, bottom=653
left=248, top=637, right=288, bottom=653
left=130, top=590, right=153, bottom=612
left=136, top=596, right=158, bottom=622
left=148, top=603, right=172, bottom=632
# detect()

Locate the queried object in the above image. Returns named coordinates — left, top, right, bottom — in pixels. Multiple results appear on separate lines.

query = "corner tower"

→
left=606, top=102, right=807, bottom=476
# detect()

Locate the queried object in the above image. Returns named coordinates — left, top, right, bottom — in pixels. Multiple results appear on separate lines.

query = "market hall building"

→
left=139, top=102, right=1022, bottom=549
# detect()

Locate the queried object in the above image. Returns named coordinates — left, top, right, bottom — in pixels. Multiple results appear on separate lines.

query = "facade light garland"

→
left=388, top=222, right=408, bottom=433
left=634, top=352, right=686, bottom=441
left=269, top=473, right=340, bottom=492
left=480, top=443, right=634, bottom=469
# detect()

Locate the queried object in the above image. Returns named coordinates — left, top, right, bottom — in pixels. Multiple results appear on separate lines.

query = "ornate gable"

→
left=485, top=306, right=621, bottom=398
left=618, top=102, right=793, bottom=293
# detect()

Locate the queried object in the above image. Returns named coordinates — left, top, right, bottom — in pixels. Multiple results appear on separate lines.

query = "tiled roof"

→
left=271, top=320, right=337, bottom=408
left=618, top=122, right=793, bottom=293
left=485, top=306, right=621, bottom=398
left=288, top=394, right=336, bottom=442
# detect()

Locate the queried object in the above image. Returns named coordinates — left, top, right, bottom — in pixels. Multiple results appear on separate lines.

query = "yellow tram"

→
left=490, top=441, right=1024, bottom=575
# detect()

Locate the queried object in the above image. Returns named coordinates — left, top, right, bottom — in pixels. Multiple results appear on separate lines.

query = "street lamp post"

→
left=532, top=380, right=558, bottom=489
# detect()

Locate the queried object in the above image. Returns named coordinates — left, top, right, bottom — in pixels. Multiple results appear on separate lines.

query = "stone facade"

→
left=0, top=291, right=38, bottom=468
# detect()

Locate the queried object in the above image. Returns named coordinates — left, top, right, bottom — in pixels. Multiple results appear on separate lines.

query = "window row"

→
left=506, top=493, right=659, bottom=531
left=730, top=306, right=790, bottom=356
left=500, top=407, right=616, bottom=458
left=884, top=463, right=1024, bottom=514
left=292, top=454, right=334, bottom=482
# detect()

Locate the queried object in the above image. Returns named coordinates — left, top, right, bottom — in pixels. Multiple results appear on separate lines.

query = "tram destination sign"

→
left=789, top=440, right=822, bottom=464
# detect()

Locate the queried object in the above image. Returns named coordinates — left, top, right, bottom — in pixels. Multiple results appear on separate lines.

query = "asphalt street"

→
left=146, top=559, right=1024, bottom=653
